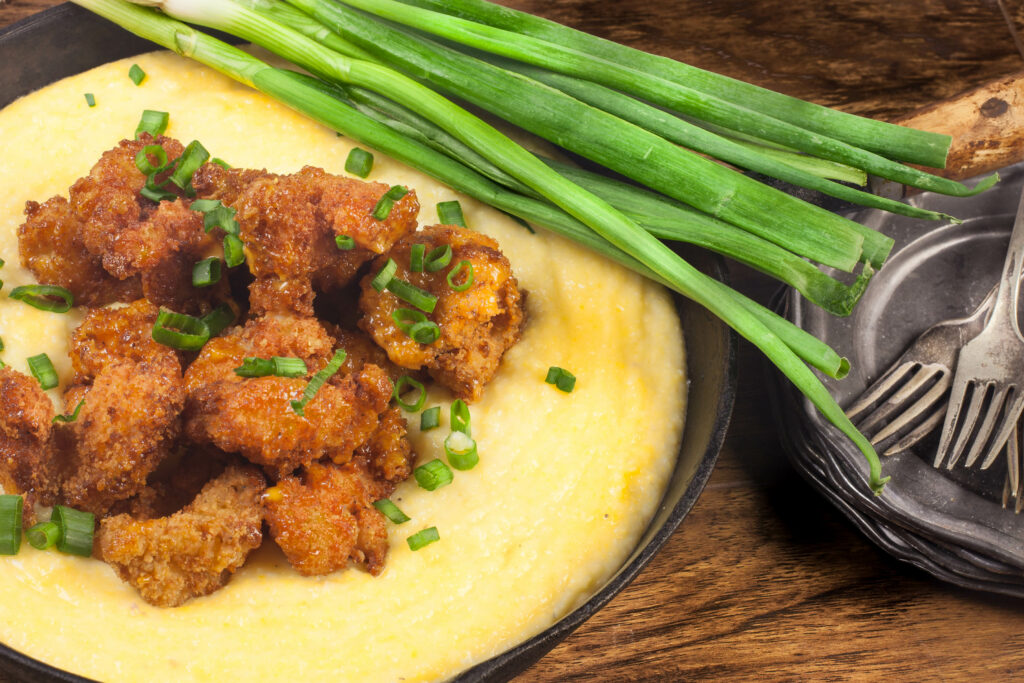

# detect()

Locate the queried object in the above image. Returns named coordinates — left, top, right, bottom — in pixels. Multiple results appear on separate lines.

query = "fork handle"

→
left=988, top=190, right=1024, bottom=333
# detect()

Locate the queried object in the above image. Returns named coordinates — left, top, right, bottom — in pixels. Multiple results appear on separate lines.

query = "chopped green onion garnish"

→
left=223, top=234, right=245, bottom=268
left=409, top=321, right=440, bottom=344
left=201, top=304, right=236, bottom=337
left=391, top=308, right=440, bottom=344
left=26, top=521, right=59, bottom=550
left=27, top=354, right=58, bottom=390
left=192, top=257, right=222, bottom=288
left=291, top=349, right=347, bottom=416
left=371, top=258, right=397, bottom=292
left=450, top=400, right=471, bottom=437
left=140, top=174, right=177, bottom=203
left=437, top=200, right=467, bottom=227
left=135, top=109, right=169, bottom=138
left=445, top=430, right=479, bottom=471
left=373, top=498, right=410, bottom=524
left=420, top=406, right=441, bottom=431
left=335, top=235, right=355, bottom=250
left=51, top=505, right=95, bottom=557
left=386, top=279, right=438, bottom=314
left=345, top=147, right=374, bottom=177
left=447, top=261, right=475, bottom=292
left=211, top=157, right=231, bottom=169
left=407, top=526, right=440, bottom=551
left=190, top=199, right=239, bottom=235
left=410, top=243, right=426, bottom=272
left=372, top=185, right=409, bottom=220
left=53, top=399, right=86, bottom=424
left=9, top=284, right=74, bottom=313
left=414, top=459, right=453, bottom=491
left=392, top=375, right=426, bottom=412
left=545, top=366, right=577, bottom=393
left=84, top=93, right=96, bottom=108
left=235, top=356, right=308, bottom=378
left=169, top=139, right=210, bottom=191
left=0, top=495, right=22, bottom=555
left=152, top=309, right=211, bottom=352
left=0, top=336, right=4, bottom=352
left=424, top=245, right=453, bottom=273
left=128, top=63, right=146, bottom=86
left=134, top=144, right=168, bottom=175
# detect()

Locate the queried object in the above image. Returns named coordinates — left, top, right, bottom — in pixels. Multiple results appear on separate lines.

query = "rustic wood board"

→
left=3, top=1, right=1024, bottom=680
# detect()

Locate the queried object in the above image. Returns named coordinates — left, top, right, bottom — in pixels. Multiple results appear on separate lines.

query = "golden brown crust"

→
left=263, top=460, right=389, bottom=576
left=354, top=406, right=415, bottom=490
left=359, top=224, right=526, bottom=401
left=97, top=463, right=265, bottom=607
left=0, top=367, right=60, bottom=520
left=69, top=299, right=180, bottom=384
left=191, top=163, right=271, bottom=207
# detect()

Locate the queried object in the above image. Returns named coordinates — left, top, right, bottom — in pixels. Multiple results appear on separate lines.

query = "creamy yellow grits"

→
left=0, top=52, right=685, bottom=682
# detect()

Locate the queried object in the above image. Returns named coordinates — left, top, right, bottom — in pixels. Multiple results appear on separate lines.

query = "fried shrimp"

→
left=355, top=406, right=416, bottom=486
left=0, top=367, right=60, bottom=520
left=69, top=299, right=179, bottom=383
left=226, top=166, right=419, bottom=316
left=263, top=460, right=390, bottom=576
left=184, top=315, right=393, bottom=477
left=359, top=224, right=526, bottom=401
left=60, top=359, right=185, bottom=516
left=19, top=196, right=142, bottom=307
left=97, top=463, right=265, bottom=607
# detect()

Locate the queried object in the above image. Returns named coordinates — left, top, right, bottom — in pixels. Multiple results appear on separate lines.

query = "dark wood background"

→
left=4, top=0, right=1024, bottom=680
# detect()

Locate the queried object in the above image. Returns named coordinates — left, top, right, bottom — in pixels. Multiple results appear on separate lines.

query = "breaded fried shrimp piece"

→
left=184, top=315, right=393, bottom=477
left=354, top=406, right=416, bottom=487
left=332, top=326, right=406, bottom=383
left=264, top=460, right=390, bottom=576
left=97, top=464, right=265, bottom=607
left=60, top=359, right=185, bottom=516
left=229, top=166, right=419, bottom=315
left=0, top=367, right=60, bottom=519
left=359, top=224, right=526, bottom=401
left=19, top=196, right=142, bottom=307
left=69, top=299, right=179, bottom=383
left=191, top=163, right=272, bottom=207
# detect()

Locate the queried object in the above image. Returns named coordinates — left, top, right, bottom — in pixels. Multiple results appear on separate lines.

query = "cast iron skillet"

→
left=0, top=5, right=736, bottom=681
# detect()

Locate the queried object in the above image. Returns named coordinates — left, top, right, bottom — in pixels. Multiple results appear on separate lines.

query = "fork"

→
left=934, top=189, right=1024, bottom=470
left=845, top=284, right=997, bottom=456
left=1003, top=425, right=1023, bottom=514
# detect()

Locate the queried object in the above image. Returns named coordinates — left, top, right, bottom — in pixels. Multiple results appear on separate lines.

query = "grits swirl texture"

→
left=0, top=52, right=685, bottom=682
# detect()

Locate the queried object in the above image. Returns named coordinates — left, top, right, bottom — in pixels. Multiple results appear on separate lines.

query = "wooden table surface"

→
left=4, top=0, right=1024, bottom=680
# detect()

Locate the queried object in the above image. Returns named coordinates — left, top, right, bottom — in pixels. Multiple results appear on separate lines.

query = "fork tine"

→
left=866, top=376, right=949, bottom=445
left=845, top=362, right=916, bottom=421
left=855, top=365, right=946, bottom=434
left=942, top=382, right=988, bottom=470
left=964, top=385, right=1011, bottom=468
left=935, top=375, right=973, bottom=468
left=884, top=405, right=945, bottom=456
left=979, top=392, right=1024, bottom=470
left=1007, top=424, right=1020, bottom=497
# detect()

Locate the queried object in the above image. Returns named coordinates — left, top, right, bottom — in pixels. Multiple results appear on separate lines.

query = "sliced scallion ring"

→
left=84, top=93, right=96, bottom=108
left=410, top=243, right=426, bottom=272
left=9, top=284, right=74, bottom=313
left=211, top=157, right=231, bottom=169
left=413, top=459, right=452, bottom=491
left=191, top=199, right=240, bottom=236
left=391, top=307, right=427, bottom=334
left=371, top=258, right=398, bottom=292
left=53, top=399, right=86, bottom=424
left=192, top=257, right=222, bottom=288
left=27, top=353, right=58, bottom=391
left=445, top=430, right=479, bottom=471
left=335, top=234, right=355, bottom=250
left=291, top=348, right=347, bottom=416
left=372, top=185, right=409, bottom=220
left=407, top=526, right=440, bottom=551
left=447, top=260, right=475, bottom=292
left=26, top=521, right=60, bottom=550
left=545, top=366, right=577, bottom=393
left=152, top=309, right=211, bottom=351
left=392, top=375, right=426, bottom=412
left=0, top=495, right=22, bottom=555
left=386, top=279, right=438, bottom=314
left=372, top=498, right=410, bottom=524
left=169, top=139, right=210, bottom=191
left=223, top=234, right=245, bottom=268
left=52, top=505, right=95, bottom=557
left=420, top=406, right=441, bottom=431
left=409, top=321, right=440, bottom=345
left=424, top=244, right=453, bottom=273
left=436, top=200, right=466, bottom=227
left=135, top=109, right=169, bottom=139
left=345, top=147, right=374, bottom=177
left=134, top=144, right=168, bottom=175
left=128, top=63, right=146, bottom=86
left=235, top=356, right=308, bottom=378
left=201, top=304, right=236, bottom=337
left=450, top=399, right=471, bottom=437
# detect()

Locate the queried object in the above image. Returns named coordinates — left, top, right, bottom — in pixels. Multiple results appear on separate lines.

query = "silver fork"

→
left=845, top=285, right=997, bottom=456
left=1003, top=425, right=1023, bottom=514
left=934, top=189, right=1024, bottom=470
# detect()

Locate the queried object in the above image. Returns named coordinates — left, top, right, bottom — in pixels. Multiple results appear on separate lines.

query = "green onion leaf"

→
left=152, top=309, right=211, bottom=351
left=27, top=353, right=58, bottom=390
left=450, top=399, right=471, bottom=436
left=135, top=109, right=170, bottom=138
left=140, top=174, right=177, bottom=202
left=192, top=257, right=222, bottom=288
left=447, top=260, right=475, bottom=292
left=545, top=366, right=576, bottom=393
left=420, top=405, right=440, bottom=431
left=26, top=521, right=60, bottom=550
left=410, top=243, right=426, bottom=272
left=386, top=279, right=437, bottom=313
left=291, top=348, right=347, bottom=416
left=445, top=430, right=479, bottom=471
left=373, top=498, right=410, bottom=524
left=371, top=258, right=397, bottom=291
left=335, top=234, right=355, bottom=250
left=235, top=356, right=308, bottom=378
left=84, top=93, right=96, bottom=108
left=0, top=495, right=22, bottom=555
left=191, top=199, right=240, bottom=235
left=372, top=185, right=409, bottom=220
left=51, top=505, right=95, bottom=557
left=9, top=285, right=73, bottom=313
left=437, top=200, right=466, bottom=227
left=392, top=375, right=427, bottom=412
left=53, top=399, right=86, bottom=425
left=169, top=139, right=210, bottom=191
left=407, top=526, right=440, bottom=551
left=409, top=321, right=440, bottom=344
left=414, top=459, right=452, bottom=491
left=391, top=307, right=427, bottom=333
left=272, top=357, right=309, bottom=378
left=345, top=147, right=374, bottom=177
left=128, top=63, right=146, bottom=86
left=212, top=157, right=232, bottom=169
left=134, top=144, right=168, bottom=175
left=424, top=244, right=453, bottom=272
left=223, top=234, right=245, bottom=268
left=201, top=304, right=236, bottom=337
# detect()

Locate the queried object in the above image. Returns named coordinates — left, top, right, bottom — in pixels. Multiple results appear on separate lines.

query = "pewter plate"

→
left=775, top=163, right=1024, bottom=596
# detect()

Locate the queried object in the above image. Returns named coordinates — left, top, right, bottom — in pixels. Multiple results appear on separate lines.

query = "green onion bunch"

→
left=70, top=0, right=995, bottom=493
